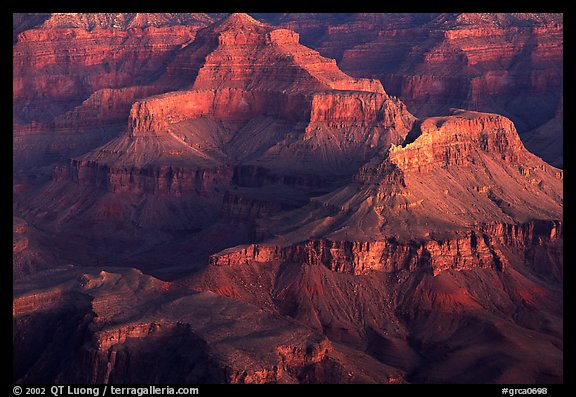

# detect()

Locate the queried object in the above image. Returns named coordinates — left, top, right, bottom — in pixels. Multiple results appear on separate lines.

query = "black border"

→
left=8, top=1, right=571, bottom=393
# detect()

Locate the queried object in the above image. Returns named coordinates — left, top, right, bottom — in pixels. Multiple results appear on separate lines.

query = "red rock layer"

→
left=56, top=13, right=414, bottom=197
left=13, top=267, right=400, bottom=384
left=51, top=86, right=163, bottom=130
left=260, top=13, right=563, bottom=167
left=126, top=13, right=396, bottom=138
left=363, top=110, right=555, bottom=174
left=128, top=89, right=310, bottom=134
left=385, top=111, right=526, bottom=172
left=337, top=14, right=563, bottom=116
left=13, top=13, right=215, bottom=171
left=184, top=220, right=562, bottom=383
left=255, top=110, right=562, bottom=245
left=13, top=14, right=563, bottom=385
left=13, top=24, right=201, bottom=122
left=209, top=219, right=560, bottom=276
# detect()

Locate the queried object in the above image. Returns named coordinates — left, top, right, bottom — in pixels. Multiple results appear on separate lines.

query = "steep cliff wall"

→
left=258, top=13, right=563, bottom=167
left=209, top=219, right=560, bottom=276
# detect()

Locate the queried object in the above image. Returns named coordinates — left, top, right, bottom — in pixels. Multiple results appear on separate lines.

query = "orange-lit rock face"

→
left=272, top=13, right=562, bottom=167
left=208, top=219, right=562, bottom=277
left=13, top=25, right=200, bottom=122
left=128, top=89, right=311, bottom=135
left=125, top=13, right=400, bottom=138
left=50, top=12, right=414, bottom=199
left=275, top=109, right=559, bottom=244
left=387, top=111, right=525, bottom=172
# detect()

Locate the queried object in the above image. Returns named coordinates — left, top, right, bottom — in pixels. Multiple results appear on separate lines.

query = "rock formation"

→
left=14, top=266, right=402, bottom=384
left=260, top=109, right=562, bottom=244
left=13, top=13, right=563, bottom=384
left=257, top=13, right=563, bottom=167
left=16, top=13, right=414, bottom=262
left=179, top=109, right=562, bottom=383
left=13, top=13, right=216, bottom=173
left=97, top=12, right=413, bottom=176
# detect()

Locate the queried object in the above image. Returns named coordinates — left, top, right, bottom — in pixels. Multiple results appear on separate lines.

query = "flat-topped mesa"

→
left=362, top=110, right=528, bottom=180
left=127, top=88, right=312, bottom=136
left=325, top=108, right=562, bottom=240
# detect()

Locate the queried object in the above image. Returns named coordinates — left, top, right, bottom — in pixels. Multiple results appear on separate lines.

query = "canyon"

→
left=13, top=13, right=563, bottom=384
left=260, top=13, right=563, bottom=167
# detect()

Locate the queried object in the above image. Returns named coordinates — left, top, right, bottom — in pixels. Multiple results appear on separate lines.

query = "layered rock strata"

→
left=260, top=13, right=563, bottom=167
left=22, top=13, right=414, bottom=245
left=13, top=13, right=215, bottom=171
